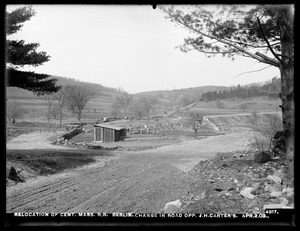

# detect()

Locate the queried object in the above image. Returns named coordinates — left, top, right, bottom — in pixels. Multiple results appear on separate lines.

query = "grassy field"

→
left=193, top=96, right=280, bottom=112
left=6, top=95, right=115, bottom=125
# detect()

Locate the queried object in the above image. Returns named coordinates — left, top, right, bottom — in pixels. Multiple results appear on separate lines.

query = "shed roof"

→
left=94, top=123, right=125, bottom=130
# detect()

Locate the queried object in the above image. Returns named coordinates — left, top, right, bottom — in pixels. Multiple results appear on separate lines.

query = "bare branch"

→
left=233, top=66, right=272, bottom=78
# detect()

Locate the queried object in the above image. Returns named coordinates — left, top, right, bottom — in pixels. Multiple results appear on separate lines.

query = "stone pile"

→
left=62, top=128, right=83, bottom=140
left=126, top=122, right=184, bottom=135
left=169, top=151, right=294, bottom=214
left=50, top=137, right=86, bottom=148
left=50, top=128, right=83, bottom=147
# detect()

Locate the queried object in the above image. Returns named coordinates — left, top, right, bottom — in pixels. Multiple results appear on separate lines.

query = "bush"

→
left=254, top=151, right=272, bottom=163
left=251, top=112, right=282, bottom=153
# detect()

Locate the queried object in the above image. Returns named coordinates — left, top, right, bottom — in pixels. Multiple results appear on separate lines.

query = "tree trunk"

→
left=77, top=110, right=82, bottom=122
left=59, top=110, right=63, bottom=127
left=280, top=63, right=294, bottom=179
left=280, top=13, right=294, bottom=178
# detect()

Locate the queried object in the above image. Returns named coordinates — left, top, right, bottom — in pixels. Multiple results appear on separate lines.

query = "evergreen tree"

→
left=6, top=6, right=60, bottom=95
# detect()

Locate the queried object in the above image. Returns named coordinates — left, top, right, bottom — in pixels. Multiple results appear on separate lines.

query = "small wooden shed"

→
left=94, top=124, right=127, bottom=142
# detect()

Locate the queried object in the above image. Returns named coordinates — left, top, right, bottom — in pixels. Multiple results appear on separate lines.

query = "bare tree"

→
left=112, top=92, right=133, bottom=117
left=132, top=96, right=158, bottom=119
left=130, top=100, right=143, bottom=120
left=44, top=94, right=55, bottom=128
left=65, top=85, right=96, bottom=122
left=54, top=87, right=67, bottom=126
left=110, top=102, right=122, bottom=118
left=51, top=105, right=60, bottom=120
left=6, top=102, right=24, bottom=124
left=251, top=112, right=282, bottom=152
left=184, top=109, right=204, bottom=137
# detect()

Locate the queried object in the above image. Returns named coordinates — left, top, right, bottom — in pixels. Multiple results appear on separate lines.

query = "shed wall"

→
left=94, top=126, right=126, bottom=142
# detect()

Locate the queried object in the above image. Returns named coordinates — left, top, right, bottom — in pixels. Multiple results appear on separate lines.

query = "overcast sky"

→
left=7, top=4, right=280, bottom=94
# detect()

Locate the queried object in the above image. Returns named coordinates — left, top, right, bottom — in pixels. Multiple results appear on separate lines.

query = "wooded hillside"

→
left=200, top=77, right=280, bottom=102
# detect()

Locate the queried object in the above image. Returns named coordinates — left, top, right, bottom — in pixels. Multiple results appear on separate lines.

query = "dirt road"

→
left=6, top=130, right=253, bottom=213
left=6, top=131, right=71, bottom=150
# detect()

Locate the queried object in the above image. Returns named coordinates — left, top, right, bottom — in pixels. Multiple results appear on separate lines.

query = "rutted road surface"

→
left=6, top=130, right=253, bottom=213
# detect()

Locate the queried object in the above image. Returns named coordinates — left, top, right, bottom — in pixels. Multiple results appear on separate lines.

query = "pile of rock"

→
left=126, top=122, right=184, bottom=135
left=62, top=128, right=83, bottom=140
left=166, top=151, right=294, bottom=214
left=50, top=128, right=83, bottom=147
left=50, top=137, right=84, bottom=148
left=50, top=137, right=68, bottom=145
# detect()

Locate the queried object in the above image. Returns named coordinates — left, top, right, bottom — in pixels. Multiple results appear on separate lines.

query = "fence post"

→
left=40, top=126, right=41, bottom=134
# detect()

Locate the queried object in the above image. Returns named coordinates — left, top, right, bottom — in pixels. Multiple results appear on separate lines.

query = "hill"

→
left=135, top=86, right=234, bottom=110
left=6, top=76, right=281, bottom=125
left=6, top=76, right=122, bottom=124
left=135, top=85, right=232, bottom=98
left=6, top=75, right=118, bottom=100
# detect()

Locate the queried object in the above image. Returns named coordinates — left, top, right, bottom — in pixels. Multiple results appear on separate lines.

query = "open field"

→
left=186, top=96, right=280, bottom=115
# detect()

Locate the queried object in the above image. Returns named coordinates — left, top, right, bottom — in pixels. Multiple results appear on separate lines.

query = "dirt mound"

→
left=6, top=149, right=112, bottom=184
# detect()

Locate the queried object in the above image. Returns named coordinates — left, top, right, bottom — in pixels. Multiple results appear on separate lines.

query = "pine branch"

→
left=6, top=68, right=61, bottom=95
left=192, top=9, right=279, bottom=49
left=256, top=17, right=282, bottom=64
left=190, top=43, right=238, bottom=54
left=164, top=9, right=280, bottom=67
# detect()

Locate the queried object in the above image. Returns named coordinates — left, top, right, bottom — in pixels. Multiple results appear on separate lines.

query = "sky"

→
left=6, top=4, right=280, bottom=94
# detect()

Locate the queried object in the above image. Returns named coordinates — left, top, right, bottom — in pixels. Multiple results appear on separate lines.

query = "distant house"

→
left=94, top=124, right=127, bottom=142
